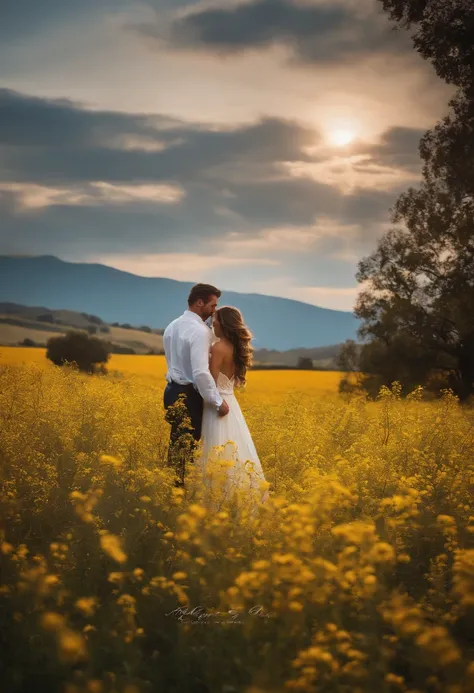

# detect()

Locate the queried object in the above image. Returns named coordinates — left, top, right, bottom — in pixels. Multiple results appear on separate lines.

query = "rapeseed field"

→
left=1, top=348, right=473, bottom=693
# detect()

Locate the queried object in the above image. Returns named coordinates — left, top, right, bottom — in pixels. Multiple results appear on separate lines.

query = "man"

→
left=163, top=283, right=230, bottom=487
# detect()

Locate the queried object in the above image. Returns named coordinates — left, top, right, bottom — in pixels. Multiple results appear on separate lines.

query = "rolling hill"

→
left=0, top=302, right=344, bottom=368
left=0, top=255, right=359, bottom=350
left=0, top=302, right=164, bottom=354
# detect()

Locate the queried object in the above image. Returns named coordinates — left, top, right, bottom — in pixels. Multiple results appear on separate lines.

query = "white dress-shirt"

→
left=163, top=310, right=223, bottom=409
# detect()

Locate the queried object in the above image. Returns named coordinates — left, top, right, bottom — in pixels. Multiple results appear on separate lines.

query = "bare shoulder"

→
left=211, top=339, right=226, bottom=354
left=211, top=338, right=232, bottom=356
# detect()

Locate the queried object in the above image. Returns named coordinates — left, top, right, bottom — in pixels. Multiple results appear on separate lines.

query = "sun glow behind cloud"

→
left=329, top=128, right=355, bottom=147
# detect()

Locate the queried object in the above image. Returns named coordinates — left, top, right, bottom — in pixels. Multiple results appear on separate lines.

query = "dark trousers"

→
left=163, top=381, right=204, bottom=486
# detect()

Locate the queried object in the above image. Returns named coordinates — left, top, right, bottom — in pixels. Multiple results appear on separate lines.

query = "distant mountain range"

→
left=0, top=302, right=342, bottom=367
left=0, top=255, right=359, bottom=350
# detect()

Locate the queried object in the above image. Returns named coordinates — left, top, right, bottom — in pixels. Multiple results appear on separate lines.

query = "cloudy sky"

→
left=0, top=0, right=453, bottom=310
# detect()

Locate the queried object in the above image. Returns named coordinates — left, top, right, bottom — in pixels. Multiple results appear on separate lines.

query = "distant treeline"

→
left=251, top=363, right=333, bottom=371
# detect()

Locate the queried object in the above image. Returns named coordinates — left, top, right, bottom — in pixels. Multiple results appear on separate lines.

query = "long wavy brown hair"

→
left=214, top=306, right=253, bottom=386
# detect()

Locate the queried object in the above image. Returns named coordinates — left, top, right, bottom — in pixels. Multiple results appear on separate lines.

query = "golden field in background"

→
left=0, top=346, right=343, bottom=395
left=1, top=347, right=474, bottom=693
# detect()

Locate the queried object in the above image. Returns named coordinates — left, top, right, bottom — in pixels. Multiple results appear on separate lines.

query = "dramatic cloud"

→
left=0, top=88, right=167, bottom=147
left=0, top=89, right=316, bottom=185
left=0, top=88, right=405, bottom=251
left=0, top=0, right=449, bottom=309
left=142, top=0, right=411, bottom=65
left=0, top=182, right=185, bottom=210
left=364, top=126, right=426, bottom=173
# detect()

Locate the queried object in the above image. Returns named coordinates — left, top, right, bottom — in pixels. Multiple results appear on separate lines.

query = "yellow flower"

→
left=252, top=560, right=271, bottom=570
left=40, top=612, right=65, bottom=632
left=70, top=491, right=87, bottom=501
left=58, top=629, right=88, bottom=663
left=272, top=553, right=296, bottom=565
left=332, top=521, right=376, bottom=545
left=288, top=601, right=303, bottom=612
left=75, top=597, right=98, bottom=617
left=44, top=574, right=59, bottom=586
left=116, top=594, right=136, bottom=609
left=437, top=515, right=456, bottom=526
left=397, top=553, right=411, bottom=563
left=100, top=534, right=127, bottom=564
left=189, top=504, right=207, bottom=518
left=369, top=542, right=395, bottom=563
left=99, top=454, right=122, bottom=467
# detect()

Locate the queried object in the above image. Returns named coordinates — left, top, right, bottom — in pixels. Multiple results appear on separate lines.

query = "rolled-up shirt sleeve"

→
left=189, top=327, right=223, bottom=408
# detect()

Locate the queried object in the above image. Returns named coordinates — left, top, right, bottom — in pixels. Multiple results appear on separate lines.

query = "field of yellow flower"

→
left=1, top=347, right=474, bottom=693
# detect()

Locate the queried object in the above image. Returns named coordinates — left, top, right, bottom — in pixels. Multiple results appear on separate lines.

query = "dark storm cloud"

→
left=0, top=179, right=237, bottom=257
left=0, top=176, right=394, bottom=258
left=0, top=89, right=316, bottom=184
left=140, top=0, right=410, bottom=65
left=0, top=0, right=211, bottom=41
left=0, top=89, right=168, bottom=147
left=365, top=126, right=426, bottom=173
left=0, top=88, right=413, bottom=256
left=224, top=177, right=341, bottom=226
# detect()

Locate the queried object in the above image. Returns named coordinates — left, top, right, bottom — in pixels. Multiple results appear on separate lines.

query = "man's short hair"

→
left=188, top=283, right=221, bottom=306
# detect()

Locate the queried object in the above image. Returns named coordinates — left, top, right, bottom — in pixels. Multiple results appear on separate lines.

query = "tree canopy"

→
left=347, top=0, right=474, bottom=400
left=380, top=0, right=474, bottom=92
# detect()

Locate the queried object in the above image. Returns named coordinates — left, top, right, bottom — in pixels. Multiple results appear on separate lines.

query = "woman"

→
left=195, top=306, right=270, bottom=514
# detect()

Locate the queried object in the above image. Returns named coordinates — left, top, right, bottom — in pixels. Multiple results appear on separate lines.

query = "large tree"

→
left=350, top=0, right=474, bottom=400
left=355, top=182, right=474, bottom=399
left=380, top=0, right=474, bottom=93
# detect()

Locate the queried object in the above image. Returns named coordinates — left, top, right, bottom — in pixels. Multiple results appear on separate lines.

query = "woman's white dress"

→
left=195, top=371, right=270, bottom=514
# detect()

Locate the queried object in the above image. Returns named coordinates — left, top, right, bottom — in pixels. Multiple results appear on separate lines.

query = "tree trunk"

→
left=454, top=337, right=474, bottom=401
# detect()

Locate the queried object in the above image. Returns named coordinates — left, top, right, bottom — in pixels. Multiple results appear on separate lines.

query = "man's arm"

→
left=189, top=327, right=224, bottom=409
left=163, top=324, right=172, bottom=380
left=163, top=325, right=170, bottom=358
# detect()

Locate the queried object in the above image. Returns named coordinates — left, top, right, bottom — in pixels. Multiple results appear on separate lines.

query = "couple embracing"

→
left=163, top=283, right=270, bottom=509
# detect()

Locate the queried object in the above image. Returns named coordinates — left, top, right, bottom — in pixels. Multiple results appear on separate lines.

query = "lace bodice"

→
left=217, top=371, right=235, bottom=395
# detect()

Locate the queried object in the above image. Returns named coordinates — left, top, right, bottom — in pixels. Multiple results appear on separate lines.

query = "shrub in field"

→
left=19, top=338, right=37, bottom=347
left=46, top=330, right=110, bottom=374
left=0, top=361, right=474, bottom=693
left=297, top=356, right=313, bottom=370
